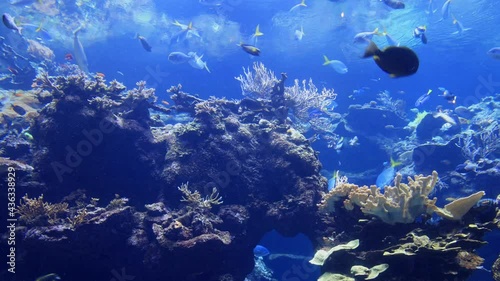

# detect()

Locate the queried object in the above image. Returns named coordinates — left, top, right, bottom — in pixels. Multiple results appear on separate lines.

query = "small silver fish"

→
left=2, top=13, right=22, bottom=35
left=353, top=28, right=379, bottom=44
left=187, top=52, right=210, bottom=73
left=168, top=52, right=192, bottom=64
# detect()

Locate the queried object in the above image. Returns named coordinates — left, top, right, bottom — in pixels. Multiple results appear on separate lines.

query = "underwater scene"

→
left=1, top=0, right=500, bottom=280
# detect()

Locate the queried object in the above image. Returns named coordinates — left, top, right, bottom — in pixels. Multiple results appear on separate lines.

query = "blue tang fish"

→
left=253, top=245, right=270, bottom=257
left=376, top=158, right=402, bottom=191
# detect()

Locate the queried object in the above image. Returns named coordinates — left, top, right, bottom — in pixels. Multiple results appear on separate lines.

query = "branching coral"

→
left=17, top=194, right=68, bottom=226
left=235, top=62, right=278, bottom=99
left=284, top=78, right=336, bottom=120
left=319, top=171, right=485, bottom=224
left=456, top=122, right=500, bottom=161
left=178, top=182, right=223, bottom=209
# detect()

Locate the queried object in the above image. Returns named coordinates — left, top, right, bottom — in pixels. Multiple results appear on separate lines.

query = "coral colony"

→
left=0, top=63, right=499, bottom=281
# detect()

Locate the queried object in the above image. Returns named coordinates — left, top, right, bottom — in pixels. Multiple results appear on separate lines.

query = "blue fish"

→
left=327, top=171, right=339, bottom=191
left=253, top=245, right=270, bottom=257
left=415, top=89, right=432, bottom=107
left=376, top=158, right=401, bottom=191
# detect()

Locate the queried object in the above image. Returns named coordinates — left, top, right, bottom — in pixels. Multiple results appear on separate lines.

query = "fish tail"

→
left=301, top=0, right=307, bottom=7
left=390, top=157, right=402, bottom=167
left=254, top=24, right=263, bottom=37
left=373, top=27, right=380, bottom=35
left=363, top=41, right=380, bottom=58
left=322, top=55, right=331, bottom=65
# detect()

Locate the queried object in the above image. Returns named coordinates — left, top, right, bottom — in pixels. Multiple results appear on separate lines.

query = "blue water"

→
left=1, top=0, right=500, bottom=280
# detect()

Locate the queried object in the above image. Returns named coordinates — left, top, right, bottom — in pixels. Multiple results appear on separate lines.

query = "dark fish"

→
left=362, top=41, right=419, bottom=78
left=36, top=273, right=61, bottom=281
left=11, top=104, right=26, bottom=116
left=382, top=0, right=405, bottom=9
left=137, top=35, right=152, bottom=52
left=413, top=26, right=427, bottom=44
left=440, top=88, right=457, bottom=104
left=421, top=33, right=428, bottom=44
left=475, top=198, right=499, bottom=208
left=239, top=43, right=260, bottom=56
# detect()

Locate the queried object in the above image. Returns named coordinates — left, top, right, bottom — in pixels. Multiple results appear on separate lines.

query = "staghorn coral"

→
left=177, top=182, right=223, bottom=209
left=319, top=171, right=485, bottom=224
left=17, top=194, right=69, bottom=226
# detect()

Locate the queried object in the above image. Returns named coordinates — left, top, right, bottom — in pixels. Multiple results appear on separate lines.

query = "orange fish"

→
left=65, top=53, right=73, bottom=61
left=161, top=100, right=169, bottom=106
left=96, top=72, right=105, bottom=78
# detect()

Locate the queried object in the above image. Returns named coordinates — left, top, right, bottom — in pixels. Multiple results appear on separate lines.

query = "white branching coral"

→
left=177, top=182, right=223, bottom=209
left=284, top=78, right=337, bottom=134
left=235, top=62, right=278, bottom=99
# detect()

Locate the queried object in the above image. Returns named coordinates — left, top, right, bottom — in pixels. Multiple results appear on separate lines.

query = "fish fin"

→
left=36, top=21, right=43, bottom=32
left=204, top=63, right=211, bottom=73
left=390, top=157, right=402, bottom=167
left=254, top=24, right=263, bottom=37
left=322, top=55, right=330, bottom=65
left=188, top=22, right=193, bottom=30
left=362, top=41, right=379, bottom=58
left=172, top=20, right=181, bottom=27
left=389, top=73, right=397, bottom=78
left=427, top=89, right=433, bottom=95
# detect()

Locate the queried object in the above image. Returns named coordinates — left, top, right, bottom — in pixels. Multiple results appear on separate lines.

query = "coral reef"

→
left=494, top=254, right=500, bottom=281
left=4, top=72, right=325, bottom=281
left=2, top=65, right=498, bottom=281
left=319, top=171, right=485, bottom=224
